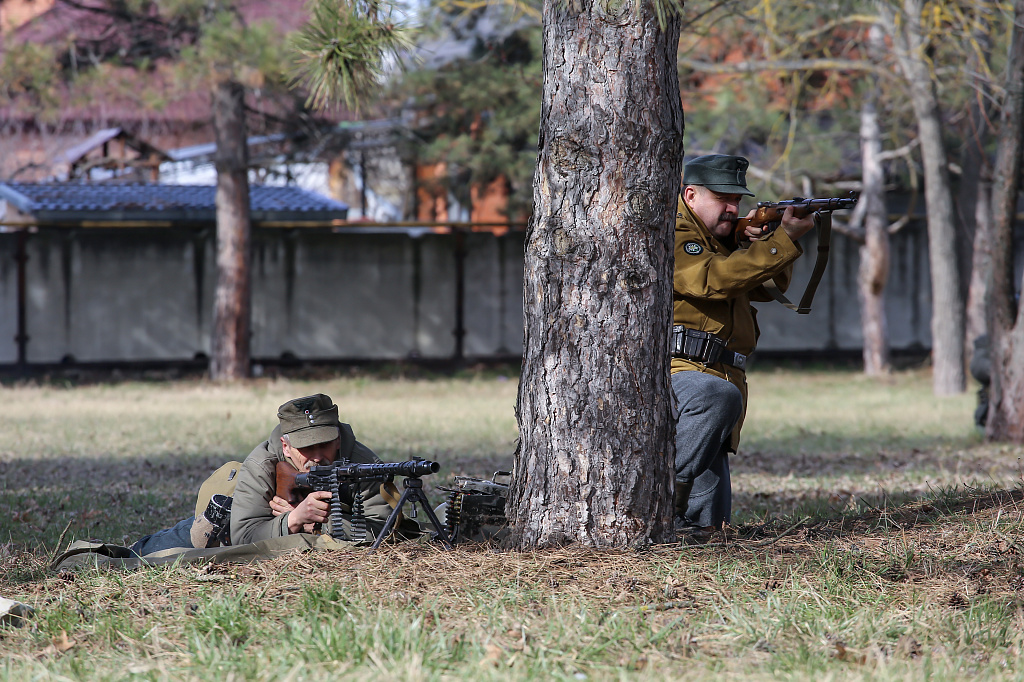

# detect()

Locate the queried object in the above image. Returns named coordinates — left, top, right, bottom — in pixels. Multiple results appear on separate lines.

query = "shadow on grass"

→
left=728, top=484, right=1024, bottom=547
left=737, top=434, right=990, bottom=478
left=0, top=450, right=514, bottom=557
left=0, top=452, right=228, bottom=554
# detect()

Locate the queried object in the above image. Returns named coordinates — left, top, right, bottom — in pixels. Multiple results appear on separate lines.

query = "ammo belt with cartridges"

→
left=671, top=326, right=747, bottom=370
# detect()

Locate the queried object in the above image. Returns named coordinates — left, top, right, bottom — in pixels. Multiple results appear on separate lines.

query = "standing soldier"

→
left=671, top=155, right=816, bottom=533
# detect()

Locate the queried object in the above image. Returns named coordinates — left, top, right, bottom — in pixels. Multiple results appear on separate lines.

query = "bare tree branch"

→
left=678, top=57, right=899, bottom=80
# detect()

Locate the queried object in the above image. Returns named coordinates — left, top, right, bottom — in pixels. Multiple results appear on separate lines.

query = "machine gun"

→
left=438, top=471, right=510, bottom=543
left=276, top=458, right=452, bottom=549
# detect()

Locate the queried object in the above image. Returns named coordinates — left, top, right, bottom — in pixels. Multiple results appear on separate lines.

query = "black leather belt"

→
left=671, top=326, right=747, bottom=370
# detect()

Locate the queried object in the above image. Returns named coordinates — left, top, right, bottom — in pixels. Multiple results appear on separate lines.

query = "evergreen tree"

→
left=398, top=26, right=541, bottom=218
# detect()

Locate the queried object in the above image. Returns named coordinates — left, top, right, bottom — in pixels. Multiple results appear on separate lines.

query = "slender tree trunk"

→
left=508, top=0, right=682, bottom=549
left=210, top=79, right=252, bottom=381
left=961, top=24, right=994, bottom=364
left=966, top=179, right=993, bottom=354
left=858, top=87, right=890, bottom=375
left=986, top=0, right=1024, bottom=442
left=883, top=0, right=965, bottom=395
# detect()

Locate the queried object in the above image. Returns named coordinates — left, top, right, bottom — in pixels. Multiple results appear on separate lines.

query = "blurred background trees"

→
left=1, top=0, right=410, bottom=380
left=395, top=24, right=541, bottom=219
left=2, top=0, right=1021, bottom=440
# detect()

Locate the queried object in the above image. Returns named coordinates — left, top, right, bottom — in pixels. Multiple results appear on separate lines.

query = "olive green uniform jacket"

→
left=230, top=423, right=405, bottom=545
left=672, top=197, right=803, bottom=448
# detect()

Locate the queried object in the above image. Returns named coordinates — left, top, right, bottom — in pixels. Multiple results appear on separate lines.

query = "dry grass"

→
left=2, top=367, right=1024, bottom=680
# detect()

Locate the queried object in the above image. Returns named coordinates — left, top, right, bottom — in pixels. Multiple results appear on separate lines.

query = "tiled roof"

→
left=0, top=182, right=349, bottom=224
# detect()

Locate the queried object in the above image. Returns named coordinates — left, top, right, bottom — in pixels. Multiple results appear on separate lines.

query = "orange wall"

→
left=1, top=0, right=55, bottom=32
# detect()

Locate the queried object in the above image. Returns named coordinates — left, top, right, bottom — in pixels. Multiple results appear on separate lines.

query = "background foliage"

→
left=396, top=21, right=542, bottom=217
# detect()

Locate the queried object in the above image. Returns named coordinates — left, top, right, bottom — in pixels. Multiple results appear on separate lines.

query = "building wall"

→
left=0, top=222, right=1020, bottom=365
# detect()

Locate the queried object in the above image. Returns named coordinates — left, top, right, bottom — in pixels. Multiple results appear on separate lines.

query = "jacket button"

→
left=770, top=247, right=778, bottom=255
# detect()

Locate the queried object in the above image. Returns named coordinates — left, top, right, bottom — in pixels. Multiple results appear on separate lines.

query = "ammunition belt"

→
left=671, top=326, right=747, bottom=371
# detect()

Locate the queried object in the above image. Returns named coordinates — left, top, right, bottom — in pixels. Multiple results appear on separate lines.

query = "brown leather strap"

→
left=762, top=212, right=832, bottom=314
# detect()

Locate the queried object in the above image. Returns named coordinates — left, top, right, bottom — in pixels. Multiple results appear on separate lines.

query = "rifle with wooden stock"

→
left=731, top=193, right=858, bottom=238
left=732, top=193, right=858, bottom=314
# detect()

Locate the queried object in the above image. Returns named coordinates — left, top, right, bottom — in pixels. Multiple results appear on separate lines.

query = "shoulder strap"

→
left=762, top=212, right=832, bottom=314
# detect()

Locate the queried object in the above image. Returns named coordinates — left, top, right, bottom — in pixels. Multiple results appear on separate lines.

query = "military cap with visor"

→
left=278, top=394, right=340, bottom=448
left=683, top=154, right=755, bottom=197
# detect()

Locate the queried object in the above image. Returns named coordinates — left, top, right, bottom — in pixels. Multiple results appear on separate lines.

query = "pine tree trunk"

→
left=507, top=0, right=682, bottom=549
left=857, top=92, right=890, bottom=376
left=884, top=0, right=965, bottom=395
left=986, top=0, right=1024, bottom=442
left=209, top=79, right=252, bottom=381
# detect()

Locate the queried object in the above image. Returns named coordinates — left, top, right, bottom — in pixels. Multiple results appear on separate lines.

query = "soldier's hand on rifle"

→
left=286, top=490, right=333, bottom=534
left=740, top=208, right=768, bottom=241
left=781, top=206, right=815, bottom=241
left=270, top=495, right=294, bottom=517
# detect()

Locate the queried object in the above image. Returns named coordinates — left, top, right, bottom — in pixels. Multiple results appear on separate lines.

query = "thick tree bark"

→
left=883, top=0, right=965, bottom=395
left=209, top=79, right=252, bottom=381
left=857, top=92, right=890, bottom=375
left=508, top=0, right=682, bottom=549
left=986, top=0, right=1024, bottom=442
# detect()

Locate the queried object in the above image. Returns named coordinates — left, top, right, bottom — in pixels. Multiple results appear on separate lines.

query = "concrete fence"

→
left=0, top=227, right=524, bottom=365
left=0, top=221, right=1016, bottom=366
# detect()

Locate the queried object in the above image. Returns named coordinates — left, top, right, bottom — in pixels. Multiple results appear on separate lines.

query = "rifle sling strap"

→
left=762, top=212, right=831, bottom=314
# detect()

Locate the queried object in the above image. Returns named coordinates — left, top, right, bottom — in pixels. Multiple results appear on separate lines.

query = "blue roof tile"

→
left=0, top=183, right=349, bottom=224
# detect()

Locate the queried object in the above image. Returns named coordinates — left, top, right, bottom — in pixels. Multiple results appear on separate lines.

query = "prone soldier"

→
left=129, top=393, right=416, bottom=556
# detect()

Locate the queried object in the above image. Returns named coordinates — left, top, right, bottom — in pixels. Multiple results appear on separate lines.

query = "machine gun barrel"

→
left=294, top=459, right=440, bottom=489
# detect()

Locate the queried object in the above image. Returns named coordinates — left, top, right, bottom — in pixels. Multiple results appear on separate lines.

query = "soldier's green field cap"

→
left=683, top=154, right=755, bottom=196
left=278, top=394, right=340, bottom=448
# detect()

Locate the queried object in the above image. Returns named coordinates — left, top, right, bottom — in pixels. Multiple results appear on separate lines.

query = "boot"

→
left=190, top=494, right=232, bottom=548
left=189, top=515, right=218, bottom=549
left=674, top=480, right=693, bottom=530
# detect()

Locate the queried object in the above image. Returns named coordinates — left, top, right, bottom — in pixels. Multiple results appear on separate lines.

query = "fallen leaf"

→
left=896, top=635, right=922, bottom=659
left=832, top=641, right=865, bottom=664
left=38, top=630, right=77, bottom=657
left=481, top=643, right=503, bottom=667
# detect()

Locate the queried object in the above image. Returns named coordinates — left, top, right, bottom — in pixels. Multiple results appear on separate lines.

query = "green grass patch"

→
left=2, top=368, right=1024, bottom=679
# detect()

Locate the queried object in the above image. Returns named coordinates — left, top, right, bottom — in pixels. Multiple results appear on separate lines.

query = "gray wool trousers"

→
left=672, top=370, right=744, bottom=528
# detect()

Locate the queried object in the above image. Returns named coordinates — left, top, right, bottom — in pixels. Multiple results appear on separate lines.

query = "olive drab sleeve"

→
left=229, top=437, right=291, bottom=545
